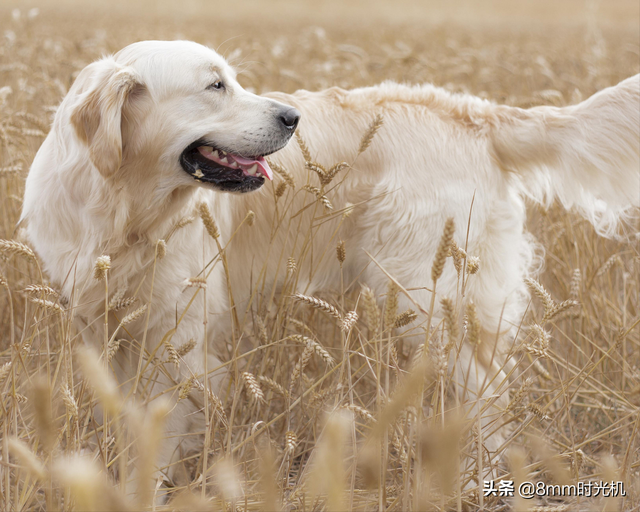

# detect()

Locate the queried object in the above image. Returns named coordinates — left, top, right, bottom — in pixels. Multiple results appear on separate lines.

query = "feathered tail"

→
left=491, top=74, right=639, bottom=236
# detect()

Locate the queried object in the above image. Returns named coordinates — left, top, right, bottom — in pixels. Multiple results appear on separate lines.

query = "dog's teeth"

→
left=212, top=150, right=219, bottom=159
left=229, top=161, right=238, bottom=168
left=220, top=156, right=228, bottom=164
left=247, top=164, right=257, bottom=175
left=200, top=146, right=213, bottom=155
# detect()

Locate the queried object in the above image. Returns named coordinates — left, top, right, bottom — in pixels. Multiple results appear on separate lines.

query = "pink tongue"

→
left=197, top=147, right=274, bottom=181
left=232, top=155, right=273, bottom=181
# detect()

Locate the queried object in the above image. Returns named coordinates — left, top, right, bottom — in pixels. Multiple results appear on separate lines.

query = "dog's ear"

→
left=70, top=59, right=145, bottom=177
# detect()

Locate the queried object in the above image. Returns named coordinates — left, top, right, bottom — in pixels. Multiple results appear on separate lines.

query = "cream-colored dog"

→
left=21, top=40, right=639, bottom=493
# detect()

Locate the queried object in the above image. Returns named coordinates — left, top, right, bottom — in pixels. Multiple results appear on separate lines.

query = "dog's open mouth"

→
left=180, top=142, right=273, bottom=193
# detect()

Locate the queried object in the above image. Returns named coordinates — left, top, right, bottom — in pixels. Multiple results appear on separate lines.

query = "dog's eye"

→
left=207, top=80, right=225, bottom=91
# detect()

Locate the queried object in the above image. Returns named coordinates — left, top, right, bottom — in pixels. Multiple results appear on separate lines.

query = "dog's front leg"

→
left=114, top=331, right=228, bottom=504
left=157, top=350, right=229, bottom=492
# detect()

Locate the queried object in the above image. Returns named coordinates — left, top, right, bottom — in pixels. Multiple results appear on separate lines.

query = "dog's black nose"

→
left=279, top=107, right=301, bottom=131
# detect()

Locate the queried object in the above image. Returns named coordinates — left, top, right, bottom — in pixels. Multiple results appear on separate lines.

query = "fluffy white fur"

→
left=21, top=40, right=639, bottom=492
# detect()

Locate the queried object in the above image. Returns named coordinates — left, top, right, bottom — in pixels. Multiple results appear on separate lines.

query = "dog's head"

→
left=69, top=40, right=299, bottom=194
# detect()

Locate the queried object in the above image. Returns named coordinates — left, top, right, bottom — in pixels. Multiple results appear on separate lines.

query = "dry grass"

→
left=0, top=1, right=639, bottom=510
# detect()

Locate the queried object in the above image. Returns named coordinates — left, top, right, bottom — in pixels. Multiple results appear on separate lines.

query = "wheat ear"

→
left=358, top=113, right=384, bottom=154
left=431, top=218, right=455, bottom=283
left=0, top=239, right=35, bottom=260
left=197, top=201, right=220, bottom=239
left=293, top=293, right=342, bottom=321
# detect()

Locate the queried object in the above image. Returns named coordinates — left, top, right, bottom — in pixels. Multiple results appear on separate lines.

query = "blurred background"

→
left=0, top=0, right=638, bottom=99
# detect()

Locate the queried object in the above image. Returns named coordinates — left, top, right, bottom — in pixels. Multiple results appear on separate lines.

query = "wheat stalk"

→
left=358, top=113, right=384, bottom=154
left=465, top=301, right=481, bottom=346
left=450, top=240, right=466, bottom=276
left=306, top=161, right=327, bottom=182
left=362, top=286, right=380, bottom=334
left=524, top=324, right=550, bottom=357
left=275, top=181, right=287, bottom=198
left=389, top=341, right=399, bottom=369
left=109, top=296, right=137, bottom=311
left=543, top=299, right=578, bottom=323
left=93, top=255, right=111, bottom=280
left=525, top=278, right=554, bottom=316
left=285, top=431, right=298, bottom=453
left=178, top=377, right=195, bottom=401
left=341, top=310, right=358, bottom=332
left=289, top=343, right=314, bottom=393
left=596, top=254, right=620, bottom=277
left=411, top=342, right=426, bottom=369
left=570, top=268, right=581, bottom=299
left=176, top=338, right=197, bottom=357
left=189, top=377, right=229, bottom=427
left=336, top=240, right=346, bottom=264
left=342, top=202, right=355, bottom=219
left=296, top=132, right=312, bottom=162
left=155, top=239, right=166, bottom=259
left=287, top=335, right=336, bottom=366
left=165, top=341, right=179, bottom=366
left=183, top=276, right=207, bottom=289
left=430, top=332, right=448, bottom=379
left=341, top=403, right=376, bottom=423
left=255, top=316, right=269, bottom=345
left=0, top=164, right=23, bottom=174
left=533, top=359, right=552, bottom=380
left=293, top=293, right=342, bottom=321
left=527, top=403, right=550, bottom=421
left=61, top=384, right=78, bottom=418
left=197, top=201, right=220, bottom=239
left=394, top=309, right=417, bottom=328
left=174, top=214, right=196, bottom=230
left=30, top=298, right=63, bottom=313
left=506, top=378, right=531, bottom=412
left=572, top=449, right=585, bottom=473
left=106, top=338, right=122, bottom=362
left=0, top=239, right=35, bottom=260
left=440, top=297, right=459, bottom=347
left=302, top=184, right=333, bottom=210
left=108, top=287, right=124, bottom=308
left=258, top=375, right=289, bottom=398
left=268, top=159, right=296, bottom=187
left=23, top=284, right=58, bottom=296
left=384, top=281, right=399, bottom=330
left=21, top=128, right=46, bottom=137
left=120, top=304, right=147, bottom=325
left=431, top=218, right=455, bottom=283
left=287, top=257, right=297, bottom=276
left=287, top=318, right=316, bottom=337
left=323, top=162, right=349, bottom=185
left=309, top=387, right=337, bottom=408
left=0, top=361, right=12, bottom=382
left=242, top=372, right=265, bottom=403
left=466, top=255, right=480, bottom=275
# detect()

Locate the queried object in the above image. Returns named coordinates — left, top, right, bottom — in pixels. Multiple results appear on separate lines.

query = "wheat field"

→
left=0, top=1, right=639, bottom=511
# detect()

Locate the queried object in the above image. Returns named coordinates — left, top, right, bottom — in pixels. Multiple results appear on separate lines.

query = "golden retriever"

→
left=21, top=40, right=639, bottom=496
